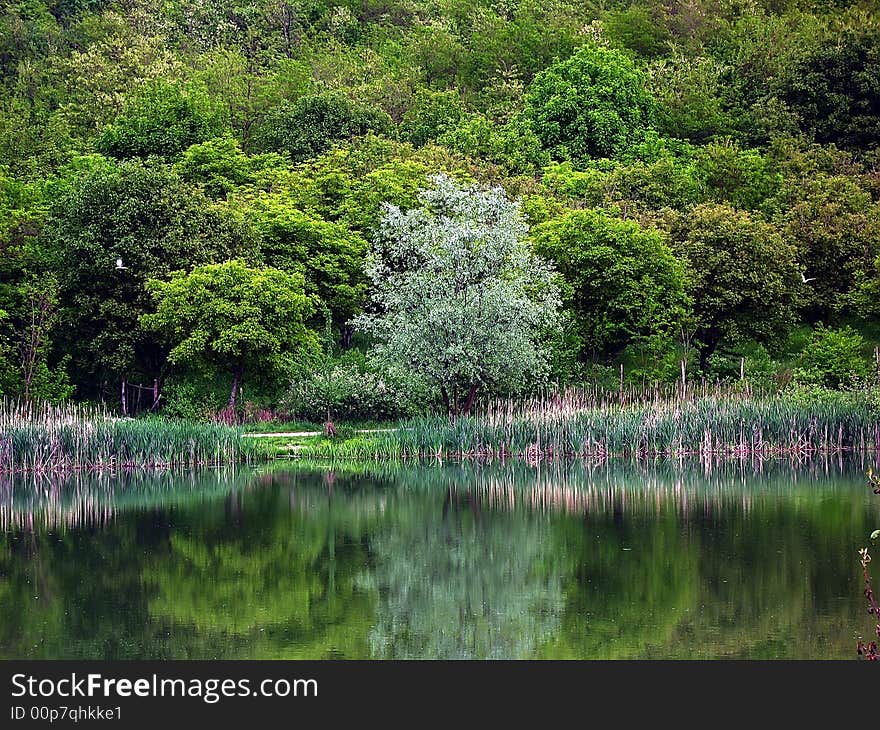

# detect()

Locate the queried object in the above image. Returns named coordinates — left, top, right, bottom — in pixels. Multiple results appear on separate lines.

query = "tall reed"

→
left=300, top=387, right=880, bottom=461
left=0, top=400, right=269, bottom=473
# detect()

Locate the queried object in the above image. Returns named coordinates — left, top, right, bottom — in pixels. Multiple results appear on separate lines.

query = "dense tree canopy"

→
left=47, top=158, right=256, bottom=392
left=779, top=28, right=880, bottom=152
left=0, top=0, right=878, bottom=411
left=244, top=198, right=369, bottom=334
left=95, top=81, right=228, bottom=160
left=252, top=93, right=392, bottom=163
left=525, top=44, right=656, bottom=163
left=672, top=204, right=800, bottom=369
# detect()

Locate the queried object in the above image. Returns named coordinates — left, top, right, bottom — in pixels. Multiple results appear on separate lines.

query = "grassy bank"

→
left=0, top=401, right=270, bottom=473
left=295, top=390, right=880, bottom=461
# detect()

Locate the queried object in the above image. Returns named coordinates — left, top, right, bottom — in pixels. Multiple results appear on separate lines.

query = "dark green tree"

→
left=96, top=81, right=228, bottom=160
left=672, top=203, right=800, bottom=370
left=525, top=44, right=656, bottom=164
left=778, top=29, right=880, bottom=152
left=46, top=158, right=256, bottom=396
left=251, top=92, right=392, bottom=163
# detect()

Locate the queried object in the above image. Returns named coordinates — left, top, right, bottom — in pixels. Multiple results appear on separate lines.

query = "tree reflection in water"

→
left=0, top=456, right=878, bottom=659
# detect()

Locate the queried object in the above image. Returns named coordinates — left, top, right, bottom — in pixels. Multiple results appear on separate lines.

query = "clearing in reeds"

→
left=297, top=387, right=880, bottom=461
left=0, top=400, right=270, bottom=473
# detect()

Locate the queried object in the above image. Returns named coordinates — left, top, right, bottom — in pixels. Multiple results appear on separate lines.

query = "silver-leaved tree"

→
left=353, top=174, right=561, bottom=416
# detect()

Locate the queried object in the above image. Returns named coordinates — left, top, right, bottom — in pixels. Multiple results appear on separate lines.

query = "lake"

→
left=1, top=457, right=878, bottom=659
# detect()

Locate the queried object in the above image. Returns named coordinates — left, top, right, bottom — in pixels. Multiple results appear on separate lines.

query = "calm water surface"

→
left=1, top=458, right=878, bottom=659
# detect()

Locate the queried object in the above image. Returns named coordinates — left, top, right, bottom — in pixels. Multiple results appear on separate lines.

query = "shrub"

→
left=794, top=324, right=871, bottom=388
left=279, top=361, right=429, bottom=422
left=252, top=93, right=392, bottom=162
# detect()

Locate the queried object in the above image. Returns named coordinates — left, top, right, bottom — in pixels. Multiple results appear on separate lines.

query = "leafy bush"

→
left=794, top=324, right=870, bottom=388
left=280, top=361, right=429, bottom=422
left=160, top=378, right=221, bottom=421
left=96, top=81, right=227, bottom=160
left=252, top=93, right=392, bottom=162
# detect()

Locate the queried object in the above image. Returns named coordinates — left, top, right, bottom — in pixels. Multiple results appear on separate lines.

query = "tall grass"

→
left=300, top=387, right=880, bottom=461
left=0, top=400, right=269, bottom=473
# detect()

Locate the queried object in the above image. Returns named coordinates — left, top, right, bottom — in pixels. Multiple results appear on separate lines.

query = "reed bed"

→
left=300, top=388, right=880, bottom=461
left=0, top=400, right=269, bottom=473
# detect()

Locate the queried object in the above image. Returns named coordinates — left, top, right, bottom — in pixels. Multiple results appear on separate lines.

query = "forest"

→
left=1, top=0, right=879, bottom=425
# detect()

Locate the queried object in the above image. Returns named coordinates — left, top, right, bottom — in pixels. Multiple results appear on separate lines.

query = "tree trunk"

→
left=441, top=386, right=450, bottom=416
left=461, top=383, right=479, bottom=416
left=228, top=366, right=243, bottom=410
left=339, top=324, right=354, bottom=349
left=698, top=340, right=718, bottom=373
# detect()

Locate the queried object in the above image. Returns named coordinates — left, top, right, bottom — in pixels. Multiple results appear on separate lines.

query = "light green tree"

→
left=243, top=198, right=369, bottom=342
left=353, top=175, right=561, bottom=416
left=525, top=44, right=656, bottom=164
left=142, top=260, right=318, bottom=411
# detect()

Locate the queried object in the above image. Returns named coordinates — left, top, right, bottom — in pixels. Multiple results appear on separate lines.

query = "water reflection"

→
left=0, top=457, right=878, bottom=659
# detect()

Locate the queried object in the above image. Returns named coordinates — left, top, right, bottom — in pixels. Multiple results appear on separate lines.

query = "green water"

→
left=1, top=458, right=878, bottom=659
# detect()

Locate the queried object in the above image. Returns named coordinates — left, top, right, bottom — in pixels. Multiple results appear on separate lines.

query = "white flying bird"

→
left=801, top=272, right=816, bottom=284
left=115, top=258, right=127, bottom=270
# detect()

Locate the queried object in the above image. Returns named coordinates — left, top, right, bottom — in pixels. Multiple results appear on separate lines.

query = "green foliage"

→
left=782, top=174, right=880, bottom=318
left=604, top=5, right=672, bottom=59
left=695, top=141, right=781, bottom=211
left=95, top=81, right=227, bottom=160
left=46, top=158, right=256, bottom=388
left=252, top=92, right=392, bottom=163
left=174, top=136, right=266, bottom=199
left=281, top=354, right=427, bottom=421
left=243, top=198, right=368, bottom=327
left=794, top=324, right=870, bottom=388
left=143, top=260, right=319, bottom=408
left=438, top=114, right=548, bottom=174
left=525, top=44, right=656, bottom=164
left=14, top=276, right=73, bottom=402
left=532, top=209, right=688, bottom=360
left=778, top=28, right=880, bottom=151
left=400, top=89, right=467, bottom=147
left=541, top=143, right=706, bottom=212
left=649, top=56, right=733, bottom=143
left=252, top=135, right=471, bottom=235
left=1, top=0, right=879, bottom=416
left=158, top=376, right=224, bottom=421
left=672, top=203, right=800, bottom=368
